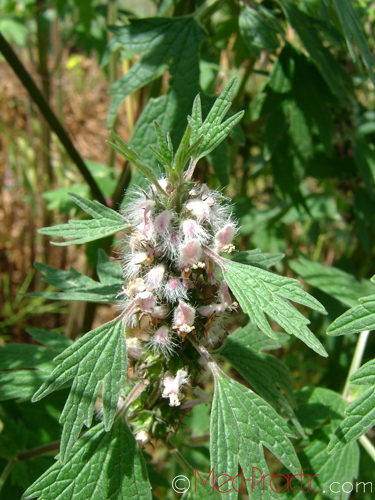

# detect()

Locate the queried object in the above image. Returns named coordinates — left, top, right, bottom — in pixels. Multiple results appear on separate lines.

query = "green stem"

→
left=17, top=440, right=60, bottom=461
left=359, top=435, right=375, bottom=462
left=342, top=330, right=370, bottom=400
left=0, top=459, right=15, bottom=494
left=163, top=439, right=195, bottom=475
left=0, top=32, right=106, bottom=206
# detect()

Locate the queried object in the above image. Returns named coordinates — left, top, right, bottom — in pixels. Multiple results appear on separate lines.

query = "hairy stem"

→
left=0, top=32, right=106, bottom=205
left=163, top=439, right=195, bottom=475
left=342, top=330, right=370, bottom=400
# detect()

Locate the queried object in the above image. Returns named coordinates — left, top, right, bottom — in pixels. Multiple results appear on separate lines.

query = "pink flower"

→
left=179, top=239, right=202, bottom=267
left=186, top=199, right=211, bottom=221
left=146, top=265, right=165, bottom=290
left=214, top=224, right=235, bottom=253
left=174, top=301, right=195, bottom=327
left=154, top=210, right=172, bottom=235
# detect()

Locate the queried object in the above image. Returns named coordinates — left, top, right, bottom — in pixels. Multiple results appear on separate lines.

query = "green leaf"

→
left=38, top=193, right=130, bottom=246
left=327, top=277, right=375, bottom=335
left=276, top=0, right=351, bottom=101
left=290, top=253, right=375, bottom=308
left=0, top=330, right=72, bottom=402
left=108, top=132, right=168, bottom=195
left=23, top=419, right=152, bottom=500
left=220, top=259, right=327, bottom=356
left=96, top=249, right=124, bottom=287
left=27, top=260, right=120, bottom=303
left=210, top=370, right=300, bottom=500
left=188, top=78, right=244, bottom=160
left=239, top=6, right=280, bottom=58
left=294, top=386, right=347, bottom=434
left=107, top=17, right=204, bottom=128
left=32, top=319, right=127, bottom=463
left=217, top=324, right=294, bottom=408
left=350, top=358, right=375, bottom=385
left=285, top=427, right=359, bottom=500
left=231, top=249, right=284, bottom=270
left=328, top=359, right=375, bottom=454
left=331, top=0, right=375, bottom=85
left=218, top=322, right=289, bottom=353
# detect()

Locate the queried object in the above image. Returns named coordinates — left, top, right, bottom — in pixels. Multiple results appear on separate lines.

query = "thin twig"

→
left=0, top=32, right=106, bottom=205
left=359, top=435, right=375, bottom=463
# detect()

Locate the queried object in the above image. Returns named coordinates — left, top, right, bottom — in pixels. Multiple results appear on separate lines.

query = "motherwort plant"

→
left=23, top=79, right=328, bottom=500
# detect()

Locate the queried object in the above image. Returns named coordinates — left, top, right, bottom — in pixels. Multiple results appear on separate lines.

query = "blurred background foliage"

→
left=1, top=0, right=375, bottom=497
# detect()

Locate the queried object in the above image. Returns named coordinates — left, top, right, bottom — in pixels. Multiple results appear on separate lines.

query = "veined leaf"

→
left=108, top=17, right=204, bottom=128
left=0, top=329, right=72, bottom=402
left=38, top=193, right=130, bottom=246
left=188, top=77, right=244, bottom=160
left=328, top=359, right=375, bottom=455
left=231, top=249, right=285, bottom=270
left=210, top=370, right=300, bottom=500
left=276, top=0, right=351, bottom=101
left=217, top=323, right=294, bottom=408
left=239, top=6, right=280, bottom=58
left=123, top=17, right=204, bottom=196
left=327, top=276, right=375, bottom=336
left=331, top=0, right=375, bottom=85
left=221, top=258, right=327, bottom=356
left=23, top=419, right=152, bottom=500
left=290, top=253, right=375, bottom=308
left=27, top=259, right=121, bottom=303
left=32, top=319, right=127, bottom=463
left=285, top=387, right=359, bottom=499
left=285, top=428, right=359, bottom=500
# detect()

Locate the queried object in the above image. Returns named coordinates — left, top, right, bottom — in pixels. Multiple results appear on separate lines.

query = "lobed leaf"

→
left=217, top=324, right=295, bottom=409
left=331, top=0, right=375, bottom=85
left=0, top=329, right=72, bottom=402
left=327, top=292, right=375, bottom=336
left=23, top=419, right=152, bottom=500
left=290, top=253, right=375, bottom=308
left=231, top=248, right=284, bottom=270
left=38, top=193, right=130, bottom=246
left=210, top=371, right=300, bottom=500
left=27, top=259, right=121, bottom=303
left=285, top=428, right=359, bottom=500
left=239, top=6, right=280, bottom=58
left=188, top=78, right=244, bottom=160
left=222, top=259, right=327, bottom=356
left=32, top=319, right=127, bottom=463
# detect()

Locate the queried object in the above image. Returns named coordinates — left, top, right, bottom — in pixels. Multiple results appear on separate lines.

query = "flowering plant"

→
left=21, top=79, right=329, bottom=500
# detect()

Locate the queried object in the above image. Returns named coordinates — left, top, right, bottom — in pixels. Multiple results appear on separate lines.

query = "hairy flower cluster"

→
left=118, top=179, right=238, bottom=405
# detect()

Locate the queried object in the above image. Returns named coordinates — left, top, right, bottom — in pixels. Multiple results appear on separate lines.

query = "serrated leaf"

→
left=23, top=419, right=152, bottom=500
left=32, top=319, right=127, bottom=463
left=331, top=0, right=375, bottom=85
left=328, top=359, right=375, bottom=455
left=38, top=193, right=130, bottom=246
left=232, top=249, right=285, bottom=270
left=290, top=253, right=375, bottom=308
left=218, top=322, right=289, bottom=353
left=218, top=329, right=295, bottom=409
left=350, top=358, right=375, bottom=385
left=239, top=6, right=280, bottom=58
left=210, top=371, right=300, bottom=500
left=276, top=0, right=351, bottom=101
left=294, top=386, right=347, bottom=434
left=188, top=78, right=244, bottom=160
left=96, top=249, right=124, bottom=287
left=0, top=331, right=72, bottom=402
left=27, top=261, right=120, bottom=303
left=221, top=259, right=327, bottom=356
left=284, top=427, right=359, bottom=500
left=108, top=132, right=167, bottom=195
left=107, top=17, right=204, bottom=128
left=327, top=280, right=375, bottom=336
